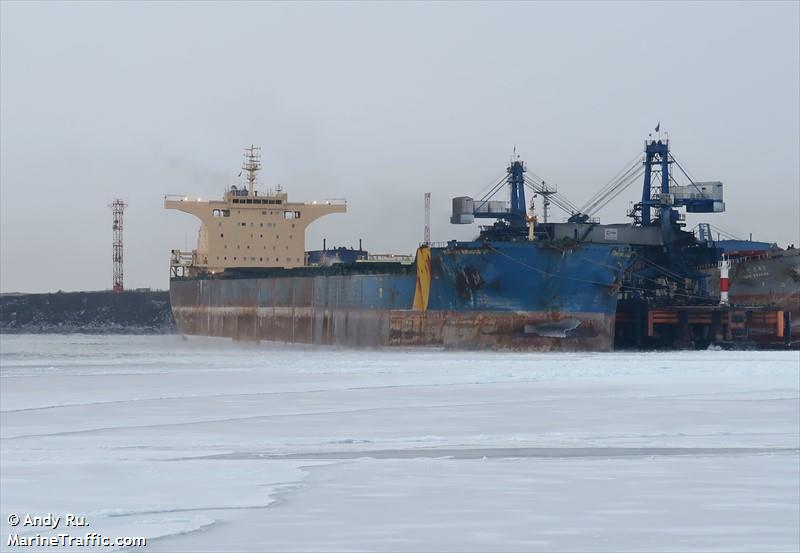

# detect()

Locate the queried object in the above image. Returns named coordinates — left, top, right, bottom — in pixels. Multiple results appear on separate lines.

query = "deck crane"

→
left=569, top=138, right=725, bottom=227
left=590, top=136, right=728, bottom=305
left=449, top=155, right=583, bottom=240
left=448, top=136, right=725, bottom=257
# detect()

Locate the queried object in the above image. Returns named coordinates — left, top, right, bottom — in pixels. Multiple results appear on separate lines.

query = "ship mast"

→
left=242, top=145, right=262, bottom=196
left=537, top=181, right=552, bottom=224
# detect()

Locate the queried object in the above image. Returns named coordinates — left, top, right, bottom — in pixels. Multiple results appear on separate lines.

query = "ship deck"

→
left=171, top=260, right=415, bottom=281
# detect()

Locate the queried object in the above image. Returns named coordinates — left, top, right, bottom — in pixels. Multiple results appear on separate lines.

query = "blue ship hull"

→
left=427, top=241, right=627, bottom=313
left=170, top=240, right=630, bottom=350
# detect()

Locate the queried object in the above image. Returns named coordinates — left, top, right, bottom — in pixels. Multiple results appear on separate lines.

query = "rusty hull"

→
left=171, top=305, right=615, bottom=351
left=171, top=301, right=615, bottom=351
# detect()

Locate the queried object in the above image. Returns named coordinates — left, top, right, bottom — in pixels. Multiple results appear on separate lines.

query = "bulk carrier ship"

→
left=166, top=136, right=795, bottom=350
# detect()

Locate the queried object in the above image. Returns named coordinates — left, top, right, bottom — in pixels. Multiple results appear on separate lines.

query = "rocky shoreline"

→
left=0, top=290, right=175, bottom=334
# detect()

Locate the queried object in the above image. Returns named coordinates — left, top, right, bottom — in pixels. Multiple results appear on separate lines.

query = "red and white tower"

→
left=111, top=199, right=128, bottom=293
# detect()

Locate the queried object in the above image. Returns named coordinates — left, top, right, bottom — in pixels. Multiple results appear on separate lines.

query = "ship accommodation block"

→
left=165, top=192, right=346, bottom=273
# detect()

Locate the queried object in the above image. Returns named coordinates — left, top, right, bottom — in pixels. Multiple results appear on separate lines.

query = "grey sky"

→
left=1, top=1, right=798, bottom=293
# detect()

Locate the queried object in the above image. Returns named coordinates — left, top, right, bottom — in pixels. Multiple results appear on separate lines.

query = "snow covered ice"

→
left=1, top=334, right=798, bottom=552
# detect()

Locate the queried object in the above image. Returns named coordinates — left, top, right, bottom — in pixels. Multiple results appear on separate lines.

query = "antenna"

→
left=424, top=192, right=431, bottom=245
left=242, top=145, right=262, bottom=196
left=110, top=199, right=128, bottom=293
left=538, top=180, right=557, bottom=224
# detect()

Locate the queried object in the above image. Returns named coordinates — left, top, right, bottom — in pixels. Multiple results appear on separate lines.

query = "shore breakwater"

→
left=0, top=290, right=174, bottom=334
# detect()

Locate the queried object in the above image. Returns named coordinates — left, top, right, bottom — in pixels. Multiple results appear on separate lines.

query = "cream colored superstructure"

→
left=165, top=187, right=346, bottom=274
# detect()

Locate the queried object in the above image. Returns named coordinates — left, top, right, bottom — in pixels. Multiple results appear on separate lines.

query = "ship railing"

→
left=361, top=253, right=415, bottom=264
left=696, top=252, right=770, bottom=270
left=321, top=198, right=347, bottom=205
left=170, top=249, right=195, bottom=264
left=170, top=249, right=198, bottom=278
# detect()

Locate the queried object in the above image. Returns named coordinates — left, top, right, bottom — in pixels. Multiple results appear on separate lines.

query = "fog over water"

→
left=1, top=2, right=798, bottom=293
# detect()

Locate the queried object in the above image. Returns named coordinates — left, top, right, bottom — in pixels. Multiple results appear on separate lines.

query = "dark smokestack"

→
left=323, top=238, right=327, bottom=251
left=359, top=238, right=362, bottom=251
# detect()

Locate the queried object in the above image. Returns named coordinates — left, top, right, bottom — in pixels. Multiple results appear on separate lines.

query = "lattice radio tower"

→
left=424, top=192, right=431, bottom=245
left=111, top=199, right=128, bottom=292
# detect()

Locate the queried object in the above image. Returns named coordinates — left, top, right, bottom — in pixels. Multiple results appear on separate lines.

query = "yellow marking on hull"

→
left=412, top=246, right=431, bottom=311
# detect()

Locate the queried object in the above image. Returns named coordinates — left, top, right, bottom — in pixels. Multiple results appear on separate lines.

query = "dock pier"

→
left=615, top=303, right=792, bottom=350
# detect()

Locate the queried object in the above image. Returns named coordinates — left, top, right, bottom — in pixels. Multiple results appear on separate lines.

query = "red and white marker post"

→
left=719, top=255, right=730, bottom=305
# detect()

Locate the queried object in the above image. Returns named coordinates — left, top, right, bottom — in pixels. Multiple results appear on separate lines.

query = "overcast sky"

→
left=1, top=1, right=798, bottom=293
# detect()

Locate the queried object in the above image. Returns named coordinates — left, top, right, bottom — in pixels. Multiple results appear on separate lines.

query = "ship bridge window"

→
left=284, top=211, right=301, bottom=220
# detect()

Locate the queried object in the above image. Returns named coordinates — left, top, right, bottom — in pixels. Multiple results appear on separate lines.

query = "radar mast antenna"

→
left=424, top=192, right=431, bottom=245
left=538, top=180, right=557, bottom=224
left=242, top=145, right=262, bottom=196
